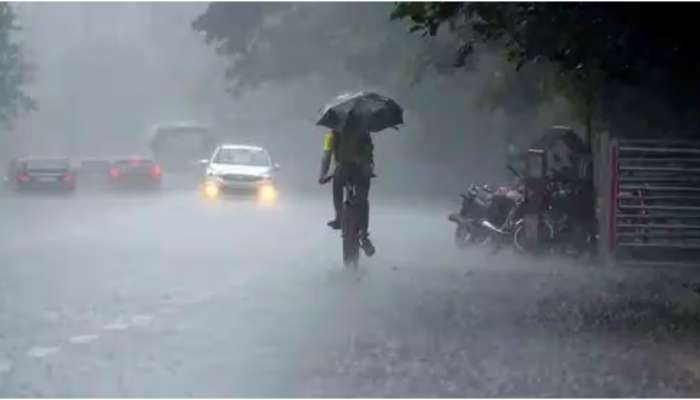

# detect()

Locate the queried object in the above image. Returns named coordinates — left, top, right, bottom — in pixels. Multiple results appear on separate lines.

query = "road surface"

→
left=1, top=186, right=700, bottom=396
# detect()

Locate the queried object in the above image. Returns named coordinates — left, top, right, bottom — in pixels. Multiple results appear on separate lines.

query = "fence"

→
left=605, top=139, right=700, bottom=266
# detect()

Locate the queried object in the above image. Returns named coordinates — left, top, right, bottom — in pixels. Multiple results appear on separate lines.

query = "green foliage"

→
left=392, top=3, right=617, bottom=76
left=392, top=2, right=700, bottom=139
left=191, top=3, right=284, bottom=56
left=192, top=3, right=432, bottom=95
left=392, top=3, right=610, bottom=142
left=193, top=2, right=700, bottom=143
left=0, top=3, right=35, bottom=125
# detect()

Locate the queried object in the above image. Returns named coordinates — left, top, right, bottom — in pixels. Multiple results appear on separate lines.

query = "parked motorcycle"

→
left=453, top=166, right=555, bottom=254
left=448, top=177, right=527, bottom=251
left=450, top=162, right=596, bottom=258
left=448, top=184, right=494, bottom=248
left=479, top=185, right=548, bottom=254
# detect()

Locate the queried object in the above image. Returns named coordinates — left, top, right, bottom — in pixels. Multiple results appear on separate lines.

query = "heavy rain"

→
left=1, top=2, right=700, bottom=397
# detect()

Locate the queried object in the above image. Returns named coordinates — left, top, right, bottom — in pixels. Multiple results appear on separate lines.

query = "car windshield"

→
left=214, top=148, right=270, bottom=167
left=26, top=159, right=69, bottom=169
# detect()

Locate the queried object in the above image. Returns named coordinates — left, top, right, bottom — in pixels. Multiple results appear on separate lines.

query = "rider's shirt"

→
left=323, top=131, right=373, bottom=166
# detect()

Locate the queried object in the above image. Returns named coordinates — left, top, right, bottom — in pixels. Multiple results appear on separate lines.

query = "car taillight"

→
left=150, top=165, right=162, bottom=178
left=62, top=173, right=74, bottom=183
left=109, top=168, right=120, bottom=178
left=18, top=172, right=29, bottom=183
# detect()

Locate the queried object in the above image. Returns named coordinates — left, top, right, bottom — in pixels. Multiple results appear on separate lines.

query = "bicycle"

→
left=320, top=172, right=373, bottom=269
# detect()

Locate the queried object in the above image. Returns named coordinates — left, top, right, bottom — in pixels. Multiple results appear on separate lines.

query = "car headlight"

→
left=257, top=184, right=278, bottom=204
left=202, top=180, right=220, bottom=198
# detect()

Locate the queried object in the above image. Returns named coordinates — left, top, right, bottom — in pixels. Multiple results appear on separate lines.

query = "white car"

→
left=200, top=144, right=279, bottom=202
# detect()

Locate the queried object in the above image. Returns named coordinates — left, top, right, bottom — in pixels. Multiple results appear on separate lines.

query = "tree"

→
left=0, top=3, right=35, bottom=126
left=191, top=2, right=283, bottom=57
left=391, top=2, right=700, bottom=140
left=191, top=3, right=585, bottom=184
left=192, top=3, right=432, bottom=95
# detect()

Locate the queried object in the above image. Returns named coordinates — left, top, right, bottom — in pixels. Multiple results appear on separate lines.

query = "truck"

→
left=147, top=121, right=218, bottom=173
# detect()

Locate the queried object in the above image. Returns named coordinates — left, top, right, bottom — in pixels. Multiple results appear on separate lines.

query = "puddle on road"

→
left=27, top=346, right=60, bottom=358
left=68, top=334, right=100, bottom=344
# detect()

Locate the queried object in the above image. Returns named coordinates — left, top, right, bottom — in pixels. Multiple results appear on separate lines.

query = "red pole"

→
left=608, top=141, right=619, bottom=253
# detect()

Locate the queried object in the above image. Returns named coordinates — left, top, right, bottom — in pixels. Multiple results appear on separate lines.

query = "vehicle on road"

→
left=149, top=121, right=217, bottom=173
left=200, top=144, right=279, bottom=204
left=108, top=157, right=162, bottom=189
left=14, top=157, right=76, bottom=192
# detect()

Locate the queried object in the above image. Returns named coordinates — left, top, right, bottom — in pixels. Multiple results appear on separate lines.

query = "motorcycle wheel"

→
left=454, top=225, right=472, bottom=249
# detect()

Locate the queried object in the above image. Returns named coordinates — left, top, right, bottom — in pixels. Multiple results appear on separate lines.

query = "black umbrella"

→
left=317, top=91, right=403, bottom=134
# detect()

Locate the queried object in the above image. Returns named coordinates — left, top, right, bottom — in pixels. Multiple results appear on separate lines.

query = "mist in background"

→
left=5, top=2, right=578, bottom=197
left=10, top=3, right=228, bottom=156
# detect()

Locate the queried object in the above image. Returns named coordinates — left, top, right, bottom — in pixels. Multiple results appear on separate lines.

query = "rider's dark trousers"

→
left=333, top=163, right=371, bottom=235
left=332, top=168, right=344, bottom=222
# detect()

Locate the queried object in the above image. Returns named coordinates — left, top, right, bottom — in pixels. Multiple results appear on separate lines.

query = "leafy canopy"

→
left=0, top=3, right=35, bottom=125
left=391, top=2, right=700, bottom=107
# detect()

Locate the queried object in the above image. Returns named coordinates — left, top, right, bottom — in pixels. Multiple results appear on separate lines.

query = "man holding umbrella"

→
left=319, top=127, right=375, bottom=256
left=317, top=92, right=403, bottom=258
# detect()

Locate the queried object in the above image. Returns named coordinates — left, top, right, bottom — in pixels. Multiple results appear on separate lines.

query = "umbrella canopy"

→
left=317, top=91, right=403, bottom=134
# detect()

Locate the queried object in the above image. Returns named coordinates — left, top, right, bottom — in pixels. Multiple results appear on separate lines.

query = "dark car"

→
left=109, top=157, right=162, bottom=189
left=15, top=157, right=76, bottom=192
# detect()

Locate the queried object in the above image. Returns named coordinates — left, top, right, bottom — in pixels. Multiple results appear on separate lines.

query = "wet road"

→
left=1, top=187, right=700, bottom=396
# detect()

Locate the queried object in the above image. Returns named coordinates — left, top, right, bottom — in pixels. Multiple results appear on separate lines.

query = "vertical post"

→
left=597, top=131, right=611, bottom=265
left=523, top=148, right=547, bottom=252
left=608, top=140, right=619, bottom=259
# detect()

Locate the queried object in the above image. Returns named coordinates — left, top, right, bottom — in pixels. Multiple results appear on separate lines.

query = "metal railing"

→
left=612, top=139, right=700, bottom=265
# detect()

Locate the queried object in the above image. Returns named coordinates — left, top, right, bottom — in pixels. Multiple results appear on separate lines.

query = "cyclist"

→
left=318, top=127, right=375, bottom=257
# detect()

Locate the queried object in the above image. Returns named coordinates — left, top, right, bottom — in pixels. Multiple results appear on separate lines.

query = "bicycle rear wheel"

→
left=342, top=202, right=360, bottom=268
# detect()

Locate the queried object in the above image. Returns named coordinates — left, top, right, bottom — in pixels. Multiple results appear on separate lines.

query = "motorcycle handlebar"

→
left=319, top=172, right=377, bottom=185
